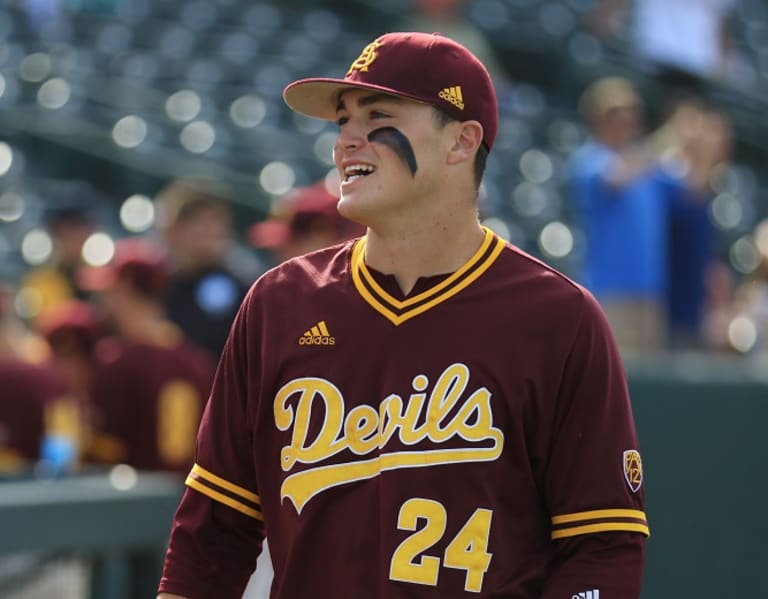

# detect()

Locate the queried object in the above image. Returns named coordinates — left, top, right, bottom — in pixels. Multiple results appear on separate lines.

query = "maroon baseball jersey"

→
left=89, top=328, right=216, bottom=474
left=160, top=229, right=648, bottom=598
left=0, top=357, right=74, bottom=473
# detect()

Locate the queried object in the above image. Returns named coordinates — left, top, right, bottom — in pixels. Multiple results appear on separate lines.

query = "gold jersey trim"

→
left=351, top=227, right=505, bottom=325
left=190, top=463, right=260, bottom=503
left=551, top=522, right=650, bottom=539
left=185, top=477, right=263, bottom=520
left=551, top=508, right=650, bottom=539
left=551, top=508, right=647, bottom=525
left=185, top=463, right=263, bottom=520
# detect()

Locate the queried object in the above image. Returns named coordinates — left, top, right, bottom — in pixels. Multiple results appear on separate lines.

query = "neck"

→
left=115, top=303, right=180, bottom=346
left=364, top=217, right=485, bottom=295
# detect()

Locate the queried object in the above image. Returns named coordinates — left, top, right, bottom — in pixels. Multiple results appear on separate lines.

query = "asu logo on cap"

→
left=623, top=449, right=643, bottom=493
left=346, top=39, right=382, bottom=77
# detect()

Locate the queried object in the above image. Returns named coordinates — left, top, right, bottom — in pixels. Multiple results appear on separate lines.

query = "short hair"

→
left=432, top=107, right=489, bottom=190
left=154, top=178, right=233, bottom=231
left=578, top=77, right=642, bottom=125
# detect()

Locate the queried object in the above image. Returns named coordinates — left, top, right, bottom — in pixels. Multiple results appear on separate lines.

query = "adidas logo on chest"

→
left=298, top=320, right=335, bottom=346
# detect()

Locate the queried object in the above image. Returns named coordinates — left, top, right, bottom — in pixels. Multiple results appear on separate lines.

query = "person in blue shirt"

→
left=568, top=77, right=681, bottom=354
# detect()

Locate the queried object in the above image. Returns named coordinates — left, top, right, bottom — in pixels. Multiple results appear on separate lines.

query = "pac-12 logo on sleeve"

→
left=623, top=450, right=643, bottom=493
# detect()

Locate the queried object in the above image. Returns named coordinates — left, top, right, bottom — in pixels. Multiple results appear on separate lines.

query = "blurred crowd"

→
left=568, top=77, right=732, bottom=355
left=0, top=174, right=362, bottom=482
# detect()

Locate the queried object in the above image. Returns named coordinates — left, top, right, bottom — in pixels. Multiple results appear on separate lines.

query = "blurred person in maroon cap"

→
left=159, top=32, right=646, bottom=599
left=18, top=180, right=101, bottom=325
left=79, top=237, right=216, bottom=475
left=249, top=177, right=365, bottom=265
left=35, top=299, right=105, bottom=462
left=0, top=282, right=80, bottom=478
left=154, top=178, right=260, bottom=359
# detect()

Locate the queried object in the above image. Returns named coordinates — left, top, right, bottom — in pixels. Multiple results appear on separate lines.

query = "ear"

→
left=446, top=121, right=483, bottom=166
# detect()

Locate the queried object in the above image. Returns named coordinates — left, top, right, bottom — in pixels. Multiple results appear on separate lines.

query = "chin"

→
left=337, top=194, right=372, bottom=227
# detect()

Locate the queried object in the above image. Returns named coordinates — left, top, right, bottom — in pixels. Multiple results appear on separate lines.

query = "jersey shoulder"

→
left=497, top=240, right=591, bottom=298
left=248, top=239, right=358, bottom=300
left=494, top=239, right=608, bottom=330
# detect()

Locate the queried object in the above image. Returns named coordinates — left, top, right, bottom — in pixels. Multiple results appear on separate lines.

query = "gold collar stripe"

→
left=351, top=228, right=505, bottom=325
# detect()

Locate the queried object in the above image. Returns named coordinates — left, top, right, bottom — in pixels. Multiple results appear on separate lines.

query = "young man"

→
left=154, top=178, right=258, bottom=358
left=158, top=32, right=648, bottom=598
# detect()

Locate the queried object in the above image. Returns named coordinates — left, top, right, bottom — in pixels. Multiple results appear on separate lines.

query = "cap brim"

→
left=283, top=78, right=426, bottom=121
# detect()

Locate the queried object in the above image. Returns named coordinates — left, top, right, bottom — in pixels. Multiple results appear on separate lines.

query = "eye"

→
left=336, top=115, right=349, bottom=127
left=369, top=110, right=390, bottom=120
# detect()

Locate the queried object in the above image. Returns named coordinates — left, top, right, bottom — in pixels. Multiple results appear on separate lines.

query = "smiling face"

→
left=332, top=89, right=459, bottom=230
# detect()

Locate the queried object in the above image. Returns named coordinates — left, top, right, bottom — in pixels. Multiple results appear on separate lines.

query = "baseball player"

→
left=83, top=238, right=216, bottom=475
left=158, top=32, right=648, bottom=598
left=0, top=284, right=80, bottom=477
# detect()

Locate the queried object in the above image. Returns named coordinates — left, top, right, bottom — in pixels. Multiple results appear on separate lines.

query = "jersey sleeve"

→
left=541, top=288, right=648, bottom=597
left=159, top=291, right=265, bottom=598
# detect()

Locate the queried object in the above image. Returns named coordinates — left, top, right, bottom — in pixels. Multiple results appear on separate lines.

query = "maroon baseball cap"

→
left=249, top=180, right=364, bottom=249
left=79, top=237, right=169, bottom=298
left=37, top=300, right=102, bottom=357
left=283, top=31, right=498, bottom=151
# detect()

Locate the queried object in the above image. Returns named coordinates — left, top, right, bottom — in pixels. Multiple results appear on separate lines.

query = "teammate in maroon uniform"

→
left=159, top=32, right=648, bottom=598
left=0, top=357, right=77, bottom=476
left=0, top=284, right=79, bottom=477
left=83, top=238, right=216, bottom=475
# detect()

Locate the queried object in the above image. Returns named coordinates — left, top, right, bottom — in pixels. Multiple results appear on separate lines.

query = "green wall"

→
left=629, top=357, right=768, bottom=598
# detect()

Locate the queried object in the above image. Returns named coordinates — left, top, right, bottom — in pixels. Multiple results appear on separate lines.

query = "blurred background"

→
left=1, top=0, right=767, bottom=597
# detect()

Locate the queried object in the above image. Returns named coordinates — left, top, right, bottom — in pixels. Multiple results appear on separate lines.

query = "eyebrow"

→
left=335, top=92, right=403, bottom=113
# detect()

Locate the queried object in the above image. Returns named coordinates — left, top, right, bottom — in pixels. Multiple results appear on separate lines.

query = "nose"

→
left=335, top=120, right=366, bottom=155
left=333, top=130, right=363, bottom=168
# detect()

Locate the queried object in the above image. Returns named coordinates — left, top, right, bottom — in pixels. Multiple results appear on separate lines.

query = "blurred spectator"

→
left=569, top=78, right=734, bottom=353
left=18, top=181, right=99, bottom=325
left=0, top=283, right=80, bottom=479
left=36, top=299, right=104, bottom=457
left=80, top=237, right=216, bottom=475
left=567, top=77, right=675, bottom=353
left=249, top=177, right=365, bottom=265
left=658, top=104, right=734, bottom=348
left=732, top=219, right=768, bottom=354
left=587, top=0, right=737, bottom=95
left=154, top=178, right=259, bottom=358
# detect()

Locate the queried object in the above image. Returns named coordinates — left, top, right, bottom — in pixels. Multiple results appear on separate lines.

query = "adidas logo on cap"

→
left=439, top=86, right=465, bottom=110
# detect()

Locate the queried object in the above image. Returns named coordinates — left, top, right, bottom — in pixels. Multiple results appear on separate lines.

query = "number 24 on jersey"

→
left=389, top=497, right=493, bottom=593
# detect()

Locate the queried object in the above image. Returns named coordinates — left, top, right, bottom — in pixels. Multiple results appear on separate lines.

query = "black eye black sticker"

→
left=367, top=127, right=418, bottom=177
